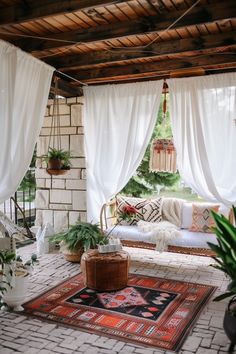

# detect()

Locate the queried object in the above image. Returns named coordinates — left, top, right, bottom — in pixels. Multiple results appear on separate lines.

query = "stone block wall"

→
left=35, top=97, right=86, bottom=232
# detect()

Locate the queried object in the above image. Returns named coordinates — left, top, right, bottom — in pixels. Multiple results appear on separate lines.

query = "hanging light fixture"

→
left=149, top=80, right=177, bottom=173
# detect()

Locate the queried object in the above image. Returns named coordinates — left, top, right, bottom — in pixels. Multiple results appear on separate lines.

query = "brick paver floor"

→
left=0, top=244, right=235, bottom=354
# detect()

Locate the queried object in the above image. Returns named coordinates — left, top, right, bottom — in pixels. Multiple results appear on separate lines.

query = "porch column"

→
left=35, top=97, right=87, bottom=232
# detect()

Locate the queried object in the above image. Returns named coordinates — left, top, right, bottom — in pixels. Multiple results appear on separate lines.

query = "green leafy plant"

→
left=43, top=147, right=72, bottom=169
left=207, top=207, right=236, bottom=306
left=50, top=220, right=105, bottom=253
left=0, top=250, right=38, bottom=307
left=0, top=250, right=15, bottom=295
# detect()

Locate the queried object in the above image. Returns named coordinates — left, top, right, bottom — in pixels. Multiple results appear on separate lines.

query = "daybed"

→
left=100, top=196, right=231, bottom=256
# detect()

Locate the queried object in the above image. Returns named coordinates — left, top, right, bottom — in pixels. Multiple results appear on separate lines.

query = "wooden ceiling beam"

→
left=0, top=0, right=127, bottom=26
left=11, top=0, right=236, bottom=53
left=51, top=76, right=83, bottom=97
left=71, top=54, right=236, bottom=83
left=47, top=31, right=236, bottom=71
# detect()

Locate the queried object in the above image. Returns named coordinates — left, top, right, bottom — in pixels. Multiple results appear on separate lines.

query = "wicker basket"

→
left=63, top=249, right=83, bottom=263
left=81, top=249, right=130, bottom=291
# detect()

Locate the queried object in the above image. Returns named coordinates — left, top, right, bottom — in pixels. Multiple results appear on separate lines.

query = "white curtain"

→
left=0, top=40, right=54, bottom=204
left=83, top=80, right=163, bottom=222
left=168, top=72, right=236, bottom=206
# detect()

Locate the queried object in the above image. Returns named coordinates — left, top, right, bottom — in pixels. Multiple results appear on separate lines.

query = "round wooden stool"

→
left=81, top=249, right=130, bottom=291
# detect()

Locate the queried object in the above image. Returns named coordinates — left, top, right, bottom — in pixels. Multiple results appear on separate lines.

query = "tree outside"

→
left=121, top=94, right=202, bottom=201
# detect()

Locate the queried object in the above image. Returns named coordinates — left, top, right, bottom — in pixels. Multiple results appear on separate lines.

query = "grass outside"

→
left=158, top=187, right=205, bottom=202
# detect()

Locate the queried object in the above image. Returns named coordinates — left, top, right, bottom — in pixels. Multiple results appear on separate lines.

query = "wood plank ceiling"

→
left=0, top=0, right=235, bottom=96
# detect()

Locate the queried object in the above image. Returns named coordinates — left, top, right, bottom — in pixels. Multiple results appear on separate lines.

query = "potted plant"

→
left=50, top=220, right=105, bottom=263
left=0, top=250, right=38, bottom=311
left=207, top=207, right=236, bottom=351
left=43, top=147, right=72, bottom=173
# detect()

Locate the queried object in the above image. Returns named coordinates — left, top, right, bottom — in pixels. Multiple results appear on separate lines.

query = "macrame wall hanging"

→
left=149, top=80, right=177, bottom=173
left=150, top=139, right=177, bottom=173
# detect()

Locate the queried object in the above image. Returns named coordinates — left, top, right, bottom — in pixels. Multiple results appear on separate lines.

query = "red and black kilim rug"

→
left=23, top=273, right=216, bottom=351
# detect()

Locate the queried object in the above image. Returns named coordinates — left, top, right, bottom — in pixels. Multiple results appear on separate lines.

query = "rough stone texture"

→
left=69, top=211, right=80, bottom=225
left=66, top=179, right=86, bottom=190
left=70, top=158, right=86, bottom=168
left=50, top=190, right=72, bottom=204
left=53, top=211, right=69, bottom=232
left=36, top=179, right=45, bottom=188
left=0, top=245, right=235, bottom=354
left=35, top=98, right=86, bottom=231
left=35, top=190, right=49, bottom=209
left=71, top=104, right=83, bottom=126
left=70, top=135, right=85, bottom=157
left=52, top=179, right=65, bottom=189
left=72, top=191, right=86, bottom=211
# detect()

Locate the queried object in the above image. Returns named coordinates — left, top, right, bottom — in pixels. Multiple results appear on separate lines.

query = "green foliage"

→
left=121, top=94, right=180, bottom=197
left=19, top=170, right=36, bottom=191
left=0, top=250, right=15, bottom=269
left=50, top=220, right=104, bottom=252
left=0, top=250, right=15, bottom=301
left=0, top=250, right=38, bottom=307
left=208, top=207, right=236, bottom=307
left=19, top=147, right=36, bottom=193
left=44, top=147, right=72, bottom=168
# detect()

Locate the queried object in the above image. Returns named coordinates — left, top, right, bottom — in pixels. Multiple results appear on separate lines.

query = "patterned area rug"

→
left=23, top=273, right=216, bottom=351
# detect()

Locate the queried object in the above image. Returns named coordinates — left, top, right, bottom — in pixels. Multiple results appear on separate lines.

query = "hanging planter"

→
left=44, top=79, right=72, bottom=176
left=45, top=147, right=72, bottom=176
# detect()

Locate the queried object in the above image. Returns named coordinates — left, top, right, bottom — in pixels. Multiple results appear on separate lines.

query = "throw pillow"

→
left=116, top=196, right=147, bottom=225
left=189, top=203, right=219, bottom=233
left=141, top=197, right=163, bottom=223
left=116, top=196, right=163, bottom=225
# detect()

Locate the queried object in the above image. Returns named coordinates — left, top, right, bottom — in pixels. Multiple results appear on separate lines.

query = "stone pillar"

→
left=35, top=97, right=86, bottom=232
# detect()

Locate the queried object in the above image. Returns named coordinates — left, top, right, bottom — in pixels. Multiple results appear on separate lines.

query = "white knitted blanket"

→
left=162, top=197, right=184, bottom=227
left=137, top=220, right=181, bottom=252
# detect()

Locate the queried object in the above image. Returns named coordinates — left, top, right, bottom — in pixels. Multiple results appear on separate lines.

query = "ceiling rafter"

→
left=0, top=0, right=128, bottom=26
left=70, top=54, right=236, bottom=83
left=7, top=0, right=236, bottom=53
left=46, top=31, right=236, bottom=71
left=1, top=0, right=236, bottom=96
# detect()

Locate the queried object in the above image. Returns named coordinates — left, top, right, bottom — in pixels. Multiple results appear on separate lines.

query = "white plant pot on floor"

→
left=2, top=271, right=29, bottom=311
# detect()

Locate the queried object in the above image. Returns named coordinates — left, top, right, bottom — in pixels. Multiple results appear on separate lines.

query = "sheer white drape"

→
left=0, top=40, right=54, bottom=204
left=83, top=80, right=163, bottom=222
left=168, top=73, right=236, bottom=206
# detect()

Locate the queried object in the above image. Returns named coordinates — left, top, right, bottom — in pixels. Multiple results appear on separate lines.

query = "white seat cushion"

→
left=107, top=225, right=218, bottom=249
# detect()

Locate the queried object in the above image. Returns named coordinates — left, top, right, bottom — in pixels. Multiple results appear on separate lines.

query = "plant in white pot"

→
left=0, top=250, right=38, bottom=311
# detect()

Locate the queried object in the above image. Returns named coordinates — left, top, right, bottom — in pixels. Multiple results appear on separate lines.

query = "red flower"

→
left=122, top=205, right=138, bottom=216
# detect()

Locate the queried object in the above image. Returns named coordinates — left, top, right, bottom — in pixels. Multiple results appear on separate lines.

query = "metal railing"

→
left=0, top=171, right=36, bottom=228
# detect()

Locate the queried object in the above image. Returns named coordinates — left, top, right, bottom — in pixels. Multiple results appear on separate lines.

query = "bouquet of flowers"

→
left=118, top=204, right=138, bottom=222
left=98, top=203, right=138, bottom=253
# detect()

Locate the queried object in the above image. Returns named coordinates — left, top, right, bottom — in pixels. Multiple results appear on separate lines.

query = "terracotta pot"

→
left=48, top=158, right=62, bottom=170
